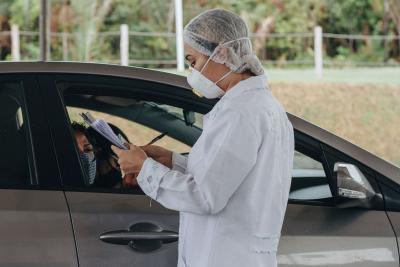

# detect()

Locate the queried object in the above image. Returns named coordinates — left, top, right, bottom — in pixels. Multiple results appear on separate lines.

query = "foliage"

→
left=0, top=0, right=399, bottom=66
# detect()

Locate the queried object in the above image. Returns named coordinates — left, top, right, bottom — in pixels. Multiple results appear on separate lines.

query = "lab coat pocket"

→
left=251, top=233, right=280, bottom=255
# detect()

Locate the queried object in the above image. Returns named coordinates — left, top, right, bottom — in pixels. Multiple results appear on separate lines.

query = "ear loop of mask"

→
left=199, top=37, right=251, bottom=87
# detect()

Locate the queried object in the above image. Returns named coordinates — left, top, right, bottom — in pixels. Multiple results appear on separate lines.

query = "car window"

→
left=0, top=82, right=32, bottom=186
left=153, top=103, right=204, bottom=129
left=290, top=150, right=332, bottom=201
left=67, top=106, right=191, bottom=153
left=62, top=92, right=202, bottom=191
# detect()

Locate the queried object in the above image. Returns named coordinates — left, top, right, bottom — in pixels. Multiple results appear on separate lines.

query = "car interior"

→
left=64, top=94, right=202, bottom=146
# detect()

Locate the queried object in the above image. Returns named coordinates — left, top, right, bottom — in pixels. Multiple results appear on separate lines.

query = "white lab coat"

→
left=136, top=74, right=294, bottom=267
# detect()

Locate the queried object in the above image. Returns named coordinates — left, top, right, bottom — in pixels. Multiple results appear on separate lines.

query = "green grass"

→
left=265, top=67, right=400, bottom=85
left=269, top=81, right=400, bottom=167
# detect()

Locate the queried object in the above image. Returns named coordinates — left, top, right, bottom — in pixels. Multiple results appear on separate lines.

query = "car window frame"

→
left=38, top=73, right=210, bottom=193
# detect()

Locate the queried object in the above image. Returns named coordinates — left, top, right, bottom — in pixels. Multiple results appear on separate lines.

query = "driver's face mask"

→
left=187, top=37, right=249, bottom=99
left=80, top=152, right=97, bottom=186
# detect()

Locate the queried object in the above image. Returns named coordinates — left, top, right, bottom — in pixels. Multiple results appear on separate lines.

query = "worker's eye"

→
left=190, top=61, right=195, bottom=68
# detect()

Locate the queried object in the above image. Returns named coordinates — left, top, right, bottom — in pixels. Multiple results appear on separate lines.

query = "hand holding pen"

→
left=112, top=132, right=169, bottom=177
left=112, top=131, right=168, bottom=160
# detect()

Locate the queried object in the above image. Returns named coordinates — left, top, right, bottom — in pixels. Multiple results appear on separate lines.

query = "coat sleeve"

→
left=171, top=152, right=188, bottom=173
left=136, top=108, right=260, bottom=215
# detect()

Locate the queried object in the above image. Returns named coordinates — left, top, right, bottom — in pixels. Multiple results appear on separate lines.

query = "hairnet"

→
left=183, top=9, right=264, bottom=75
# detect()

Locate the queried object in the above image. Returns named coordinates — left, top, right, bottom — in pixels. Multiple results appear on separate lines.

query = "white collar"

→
left=221, top=74, right=268, bottom=100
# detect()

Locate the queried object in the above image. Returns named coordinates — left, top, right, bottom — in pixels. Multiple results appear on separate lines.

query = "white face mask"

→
left=80, top=152, right=96, bottom=186
left=186, top=52, right=232, bottom=99
left=187, top=67, right=232, bottom=99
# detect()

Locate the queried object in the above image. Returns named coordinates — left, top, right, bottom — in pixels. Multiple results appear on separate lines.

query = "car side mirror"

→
left=333, top=162, right=382, bottom=209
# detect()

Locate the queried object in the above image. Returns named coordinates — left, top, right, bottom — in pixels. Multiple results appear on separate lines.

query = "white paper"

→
left=80, top=112, right=129, bottom=150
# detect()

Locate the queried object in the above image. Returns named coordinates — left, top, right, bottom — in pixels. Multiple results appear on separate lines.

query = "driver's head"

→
left=71, top=122, right=93, bottom=154
left=71, top=122, right=96, bottom=186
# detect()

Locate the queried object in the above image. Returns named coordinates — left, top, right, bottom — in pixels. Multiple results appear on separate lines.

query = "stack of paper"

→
left=80, top=112, right=129, bottom=150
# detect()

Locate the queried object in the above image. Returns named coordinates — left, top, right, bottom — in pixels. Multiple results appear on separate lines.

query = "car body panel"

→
left=0, top=190, right=78, bottom=267
left=387, top=213, right=400, bottom=251
left=278, top=204, right=399, bottom=266
left=65, top=192, right=179, bottom=267
left=0, top=73, right=77, bottom=266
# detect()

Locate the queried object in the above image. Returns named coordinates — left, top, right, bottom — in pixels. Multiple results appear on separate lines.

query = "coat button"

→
left=147, top=175, right=153, bottom=183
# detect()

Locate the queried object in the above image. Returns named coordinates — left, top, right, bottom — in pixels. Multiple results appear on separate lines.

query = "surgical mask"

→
left=80, top=152, right=97, bottom=186
left=186, top=37, right=250, bottom=99
left=187, top=65, right=232, bottom=99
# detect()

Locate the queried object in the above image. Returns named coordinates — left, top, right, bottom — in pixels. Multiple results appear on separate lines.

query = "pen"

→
left=146, top=132, right=168, bottom=146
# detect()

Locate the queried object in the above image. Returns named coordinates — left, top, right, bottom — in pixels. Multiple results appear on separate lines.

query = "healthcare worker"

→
left=112, top=8, right=294, bottom=267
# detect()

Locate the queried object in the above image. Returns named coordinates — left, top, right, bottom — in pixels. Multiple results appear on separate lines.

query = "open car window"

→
left=67, top=106, right=191, bottom=153
left=62, top=92, right=202, bottom=192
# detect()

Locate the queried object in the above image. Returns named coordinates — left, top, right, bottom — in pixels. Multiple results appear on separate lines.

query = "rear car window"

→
left=0, top=83, right=32, bottom=186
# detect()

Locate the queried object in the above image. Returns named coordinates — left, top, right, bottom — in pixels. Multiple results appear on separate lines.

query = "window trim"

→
left=39, top=73, right=210, bottom=192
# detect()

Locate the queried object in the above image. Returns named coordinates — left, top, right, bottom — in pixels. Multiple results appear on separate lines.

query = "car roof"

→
left=0, top=61, right=399, bottom=183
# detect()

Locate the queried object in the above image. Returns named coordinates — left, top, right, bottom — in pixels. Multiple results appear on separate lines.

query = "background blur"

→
left=0, top=0, right=399, bottom=167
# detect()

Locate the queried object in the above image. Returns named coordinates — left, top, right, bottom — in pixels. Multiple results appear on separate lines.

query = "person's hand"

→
left=140, top=145, right=173, bottom=168
left=111, top=144, right=148, bottom=176
left=122, top=173, right=139, bottom=188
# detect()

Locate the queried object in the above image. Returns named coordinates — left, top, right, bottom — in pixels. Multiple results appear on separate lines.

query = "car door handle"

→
left=99, top=222, right=179, bottom=252
left=99, top=230, right=179, bottom=245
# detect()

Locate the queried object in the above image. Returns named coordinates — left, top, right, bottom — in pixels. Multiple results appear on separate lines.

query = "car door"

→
left=277, top=130, right=399, bottom=266
left=0, top=74, right=77, bottom=266
left=38, top=73, right=208, bottom=267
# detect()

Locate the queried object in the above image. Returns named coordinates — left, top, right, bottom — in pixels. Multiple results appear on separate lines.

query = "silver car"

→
left=0, top=62, right=399, bottom=267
